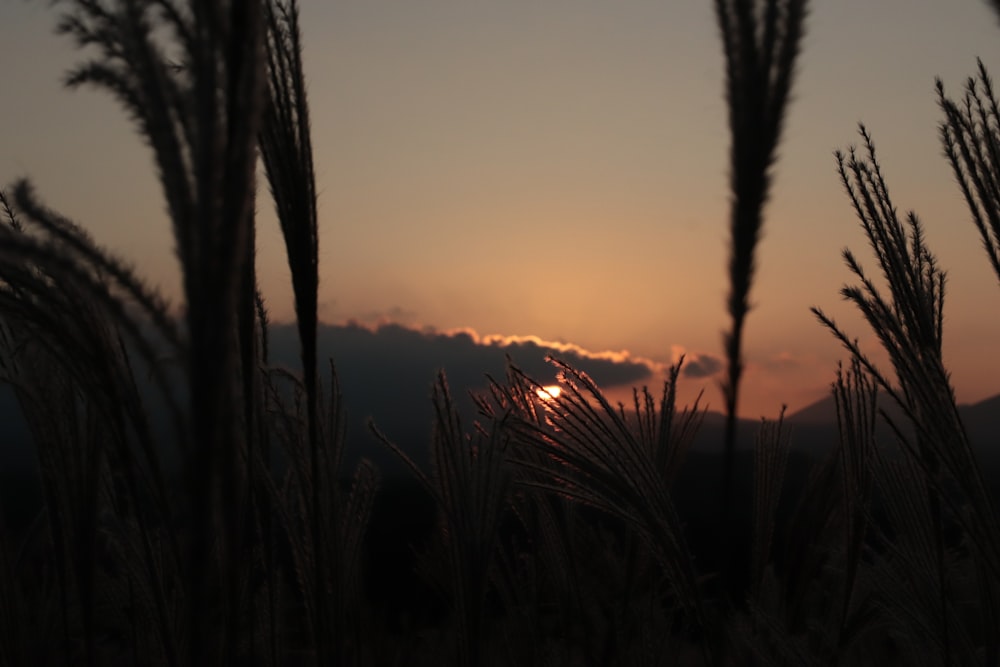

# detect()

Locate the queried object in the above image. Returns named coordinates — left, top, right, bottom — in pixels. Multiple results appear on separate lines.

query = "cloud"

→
left=442, top=328, right=659, bottom=386
left=269, top=321, right=658, bottom=388
left=262, top=321, right=661, bottom=474
left=682, top=354, right=723, bottom=379
left=670, top=344, right=723, bottom=379
left=0, top=319, right=722, bottom=478
left=353, top=306, right=420, bottom=326
left=759, top=351, right=800, bottom=371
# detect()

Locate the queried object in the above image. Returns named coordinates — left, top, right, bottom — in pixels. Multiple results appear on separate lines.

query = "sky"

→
left=3, top=0, right=1000, bottom=419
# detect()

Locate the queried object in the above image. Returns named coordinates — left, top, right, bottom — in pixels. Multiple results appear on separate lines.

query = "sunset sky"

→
left=3, top=0, right=1000, bottom=418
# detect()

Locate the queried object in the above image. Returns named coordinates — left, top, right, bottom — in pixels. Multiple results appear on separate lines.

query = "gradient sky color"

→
left=3, top=0, right=1000, bottom=417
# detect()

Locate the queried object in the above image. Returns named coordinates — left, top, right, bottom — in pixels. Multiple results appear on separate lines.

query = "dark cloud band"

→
left=270, top=321, right=658, bottom=391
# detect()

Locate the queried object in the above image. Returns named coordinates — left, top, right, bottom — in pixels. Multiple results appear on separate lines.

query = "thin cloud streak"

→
left=440, top=326, right=663, bottom=371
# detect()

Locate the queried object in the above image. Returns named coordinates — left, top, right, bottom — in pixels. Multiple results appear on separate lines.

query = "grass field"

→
left=2, top=1, right=1000, bottom=665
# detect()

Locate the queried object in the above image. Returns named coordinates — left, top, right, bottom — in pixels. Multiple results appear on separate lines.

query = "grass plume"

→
left=714, top=0, right=808, bottom=588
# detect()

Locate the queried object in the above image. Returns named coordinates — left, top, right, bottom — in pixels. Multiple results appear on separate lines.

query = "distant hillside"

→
left=781, top=392, right=1000, bottom=468
left=683, top=391, right=1000, bottom=464
left=2, top=372, right=997, bottom=488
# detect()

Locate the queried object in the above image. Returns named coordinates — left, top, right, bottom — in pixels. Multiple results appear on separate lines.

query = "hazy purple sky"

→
left=3, top=0, right=1000, bottom=416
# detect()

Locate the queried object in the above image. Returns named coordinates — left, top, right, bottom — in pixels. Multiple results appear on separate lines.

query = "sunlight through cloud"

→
left=536, top=385, right=562, bottom=401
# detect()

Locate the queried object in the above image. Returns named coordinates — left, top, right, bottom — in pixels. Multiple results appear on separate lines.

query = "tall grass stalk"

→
left=815, top=125, right=1000, bottom=663
left=9, top=0, right=1000, bottom=663
left=56, top=1, right=268, bottom=659
left=490, top=359, right=715, bottom=661
left=749, top=406, right=789, bottom=600
left=0, top=186, right=186, bottom=664
left=713, top=0, right=808, bottom=590
left=830, top=359, right=877, bottom=650
left=374, top=372, right=510, bottom=667
left=47, top=0, right=347, bottom=661
left=258, top=0, right=327, bottom=660
left=939, top=60, right=1000, bottom=287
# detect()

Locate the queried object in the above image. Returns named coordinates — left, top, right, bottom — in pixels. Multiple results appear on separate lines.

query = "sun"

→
left=536, top=385, right=561, bottom=400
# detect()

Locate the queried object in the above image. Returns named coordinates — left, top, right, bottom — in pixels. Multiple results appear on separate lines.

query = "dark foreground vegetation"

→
left=2, top=0, right=1000, bottom=664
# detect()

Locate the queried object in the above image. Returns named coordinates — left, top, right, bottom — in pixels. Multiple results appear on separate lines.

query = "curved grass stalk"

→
left=489, top=358, right=716, bottom=662
left=257, top=2, right=328, bottom=658
left=372, top=371, right=511, bottom=667
left=815, top=126, right=1000, bottom=663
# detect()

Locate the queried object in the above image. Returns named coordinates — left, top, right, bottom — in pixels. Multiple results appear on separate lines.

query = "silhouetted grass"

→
left=3, top=0, right=1000, bottom=665
left=812, top=124, right=1000, bottom=662
left=713, top=0, right=808, bottom=602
